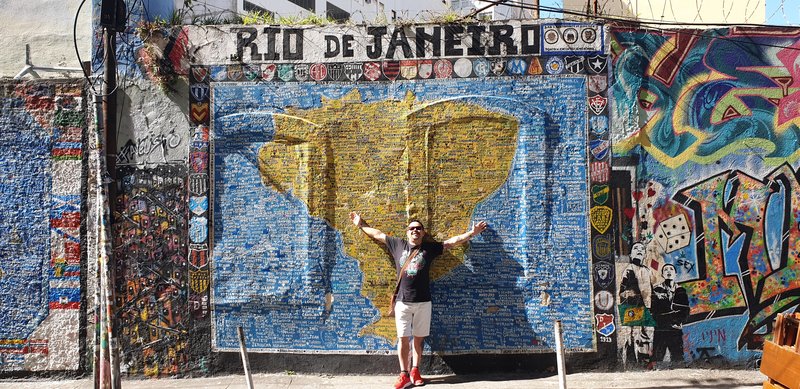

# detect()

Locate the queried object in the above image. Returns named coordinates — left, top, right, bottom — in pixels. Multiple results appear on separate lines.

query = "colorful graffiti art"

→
left=0, top=81, right=85, bottom=371
left=611, top=27, right=800, bottom=364
left=113, top=165, right=188, bottom=376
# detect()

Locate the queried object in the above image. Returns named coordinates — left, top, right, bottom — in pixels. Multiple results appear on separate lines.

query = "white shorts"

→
left=394, top=301, right=432, bottom=338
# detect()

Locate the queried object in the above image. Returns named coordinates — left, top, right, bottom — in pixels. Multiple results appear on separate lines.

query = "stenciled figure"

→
left=618, top=242, right=656, bottom=365
left=650, top=263, right=689, bottom=365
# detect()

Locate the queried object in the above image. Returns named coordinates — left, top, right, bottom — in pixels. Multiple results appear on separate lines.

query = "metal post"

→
left=554, top=320, right=567, bottom=389
left=237, top=327, right=255, bottom=389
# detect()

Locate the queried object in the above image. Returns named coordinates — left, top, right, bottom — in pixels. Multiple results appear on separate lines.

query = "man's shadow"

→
left=428, top=227, right=545, bottom=373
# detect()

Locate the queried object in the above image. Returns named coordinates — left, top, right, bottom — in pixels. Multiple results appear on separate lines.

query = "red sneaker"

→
left=394, top=371, right=412, bottom=389
left=410, top=367, right=425, bottom=386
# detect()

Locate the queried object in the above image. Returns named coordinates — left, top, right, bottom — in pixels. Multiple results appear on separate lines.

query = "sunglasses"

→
left=407, top=226, right=424, bottom=231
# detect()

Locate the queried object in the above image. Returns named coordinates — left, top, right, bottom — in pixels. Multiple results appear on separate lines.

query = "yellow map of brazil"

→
left=257, top=89, right=519, bottom=342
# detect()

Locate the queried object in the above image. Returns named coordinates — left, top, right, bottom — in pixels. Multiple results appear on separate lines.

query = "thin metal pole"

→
left=237, top=327, right=255, bottom=389
left=554, top=320, right=567, bottom=389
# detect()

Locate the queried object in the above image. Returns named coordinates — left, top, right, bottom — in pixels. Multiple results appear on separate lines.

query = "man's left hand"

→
left=470, top=221, right=488, bottom=236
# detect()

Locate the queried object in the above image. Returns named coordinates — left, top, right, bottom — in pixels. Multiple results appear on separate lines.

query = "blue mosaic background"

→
left=211, top=77, right=593, bottom=353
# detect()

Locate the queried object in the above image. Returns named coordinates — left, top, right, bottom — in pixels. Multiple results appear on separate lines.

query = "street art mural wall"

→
left=0, top=80, right=85, bottom=372
left=187, top=21, right=612, bottom=355
left=113, top=165, right=191, bottom=376
left=610, top=27, right=800, bottom=367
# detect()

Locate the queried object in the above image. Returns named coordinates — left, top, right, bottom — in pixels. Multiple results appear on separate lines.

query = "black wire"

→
left=474, top=0, right=800, bottom=52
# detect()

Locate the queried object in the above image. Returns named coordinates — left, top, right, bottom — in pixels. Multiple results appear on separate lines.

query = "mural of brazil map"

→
left=210, top=77, right=593, bottom=353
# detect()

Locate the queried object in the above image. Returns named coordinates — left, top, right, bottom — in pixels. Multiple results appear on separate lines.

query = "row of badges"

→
left=189, top=55, right=608, bottom=84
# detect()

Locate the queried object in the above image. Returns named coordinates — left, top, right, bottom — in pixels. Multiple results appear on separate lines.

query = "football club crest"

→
left=595, top=314, right=615, bottom=336
left=593, top=235, right=612, bottom=260
left=491, top=59, right=506, bottom=76
left=473, top=58, right=490, bottom=78
left=589, top=94, right=608, bottom=115
left=527, top=57, right=543, bottom=75
left=190, top=84, right=209, bottom=102
left=190, top=151, right=207, bottom=173
left=344, top=63, right=363, bottom=81
left=191, top=67, right=208, bottom=82
left=594, top=290, right=614, bottom=310
left=591, top=161, right=610, bottom=182
left=418, top=60, right=433, bottom=79
left=189, top=174, right=208, bottom=195
left=189, top=216, right=208, bottom=243
left=189, top=196, right=208, bottom=216
left=592, top=184, right=609, bottom=205
left=588, top=75, right=608, bottom=93
left=565, top=56, right=585, bottom=74
left=507, top=58, right=527, bottom=75
left=227, top=65, right=243, bottom=81
left=189, top=245, right=208, bottom=268
left=294, top=64, right=310, bottom=82
left=210, top=66, right=227, bottom=81
left=590, top=139, right=610, bottom=160
left=244, top=64, right=260, bottom=81
left=277, top=64, right=294, bottom=82
left=433, top=59, right=453, bottom=78
left=590, top=115, right=608, bottom=135
left=190, top=102, right=209, bottom=123
left=383, top=61, right=400, bottom=80
left=545, top=57, right=564, bottom=74
left=590, top=205, right=612, bottom=234
left=328, top=63, right=344, bottom=81
left=453, top=58, right=473, bottom=78
left=190, top=269, right=209, bottom=293
left=310, top=63, right=328, bottom=81
left=587, top=55, right=608, bottom=73
left=363, top=62, right=381, bottom=81
left=594, top=262, right=614, bottom=288
left=191, top=125, right=209, bottom=143
left=400, top=60, right=417, bottom=79
left=261, top=63, right=277, bottom=81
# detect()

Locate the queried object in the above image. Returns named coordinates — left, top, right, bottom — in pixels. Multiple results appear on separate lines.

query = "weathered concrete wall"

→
left=609, top=27, right=800, bottom=369
left=0, top=79, right=86, bottom=373
left=0, top=1, right=91, bottom=78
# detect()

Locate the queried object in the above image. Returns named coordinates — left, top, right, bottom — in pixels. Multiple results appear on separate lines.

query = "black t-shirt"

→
left=385, top=236, right=444, bottom=303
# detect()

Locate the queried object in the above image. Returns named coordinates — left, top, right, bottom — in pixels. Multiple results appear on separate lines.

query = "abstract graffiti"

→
left=113, top=165, right=188, bottom=376
left=675, top=165, right=800, bottom=349
left=0, top=80, right=85, bottom=371
left=611, top=26, right=800, bottom=364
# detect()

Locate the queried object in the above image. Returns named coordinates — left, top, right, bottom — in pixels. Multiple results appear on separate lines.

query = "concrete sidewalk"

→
left=0, top=369, right=766, bottom=388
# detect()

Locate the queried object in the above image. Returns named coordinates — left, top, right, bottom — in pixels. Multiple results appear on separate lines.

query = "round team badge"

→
left=453, top=58, right=473, bottom=78
left=473, top=58, right=490, bottom=78
left=546, top=57, right=564, bottom=75
left=433, top=59, right=453, bottom=78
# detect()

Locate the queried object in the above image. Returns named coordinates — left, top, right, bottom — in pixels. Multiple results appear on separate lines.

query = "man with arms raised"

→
left=349, top=212, right=488, bottom=388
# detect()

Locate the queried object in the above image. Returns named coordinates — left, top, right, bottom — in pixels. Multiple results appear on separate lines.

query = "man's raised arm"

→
left=443, top=221, right=488, bottom=249
left=350, top=211, right=387, bottom=244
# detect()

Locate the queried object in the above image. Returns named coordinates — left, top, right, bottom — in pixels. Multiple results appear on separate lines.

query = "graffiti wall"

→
left=610, top=27, right=800, bottom=367
left=185, top=21, right=611, bottom=355
left=0, top=80, right=85, bottom=372
left=113, top=165, right=190, bottom=376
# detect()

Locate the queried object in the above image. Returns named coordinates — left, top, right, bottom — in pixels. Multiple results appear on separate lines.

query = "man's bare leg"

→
left=397, top=337, right=412, bottom=371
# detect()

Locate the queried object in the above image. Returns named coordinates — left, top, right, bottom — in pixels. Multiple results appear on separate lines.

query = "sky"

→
left=766, top=0, right=800, bottom=25
left=537, top=0, right=800, bottom=26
